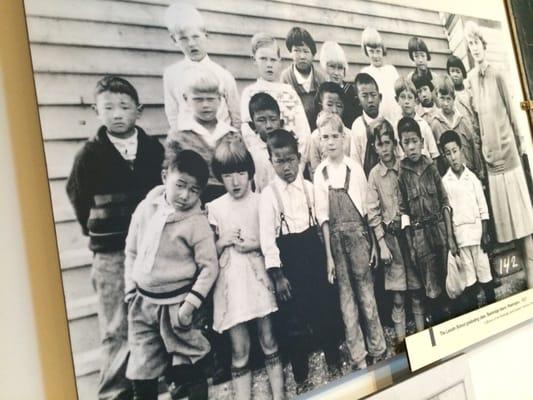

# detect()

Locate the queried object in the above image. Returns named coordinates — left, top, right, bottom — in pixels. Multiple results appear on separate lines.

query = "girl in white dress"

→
left=207, top=139, right=284, bottom=400
left=360, top=27, right=402, bottom=123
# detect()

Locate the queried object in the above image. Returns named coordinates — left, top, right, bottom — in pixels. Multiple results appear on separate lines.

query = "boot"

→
left=133, top=379, right=158, bottom=400
left=231, top=364, right=252, bottom=400
left=481, top=280, right=496, bottom=305
left=264, top=352, right=285, bottom=400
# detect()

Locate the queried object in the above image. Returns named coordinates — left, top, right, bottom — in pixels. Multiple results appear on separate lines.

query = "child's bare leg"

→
left=257, top=316, right=285, bottom=400
left=229, top=323, right=252, bottom=400
left=411, top=290, right=425, bottom=332
left=391, top=291, right=406, bottom=343
left=520, top=235, right=533, bottom=288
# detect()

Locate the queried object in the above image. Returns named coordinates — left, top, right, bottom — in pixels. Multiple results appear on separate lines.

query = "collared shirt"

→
left=313, top=156, right=368, bottom=226
left=367, top=159, right=401, bottom=240
left=293, top=65, right=313, bottom=93
left=175, top=116, right=238, bottom=150
left=259, top=174, right=316, bottom=269
left=442, top=166, right=489, bottom=247
left=163, top=55, right=241, bottom=130
left=246, top=134, right=276, bottom=193
left=394, top=114, right=439, bottom=160
left=107, top=129, right=138, bottom=161
left=416, top=103, right=439, bottom=126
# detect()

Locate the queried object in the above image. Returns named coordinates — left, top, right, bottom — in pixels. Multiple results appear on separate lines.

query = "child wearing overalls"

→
left=314, top=113, right=386, bottom=370
left=259, top=129, right=342, bottom=393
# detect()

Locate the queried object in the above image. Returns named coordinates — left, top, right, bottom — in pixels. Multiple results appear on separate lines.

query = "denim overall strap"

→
left=270, top=183, right=290, bottom=235
left=362, top=117, right=379, bottom=177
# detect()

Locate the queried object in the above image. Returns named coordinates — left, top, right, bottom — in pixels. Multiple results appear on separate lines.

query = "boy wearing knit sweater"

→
left=66, top=76, right=164, bottom=400
left=124, top=146, right=219, bottom=400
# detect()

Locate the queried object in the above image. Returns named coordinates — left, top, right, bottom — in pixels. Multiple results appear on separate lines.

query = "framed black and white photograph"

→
left=21, top=0, right=533, bottom=399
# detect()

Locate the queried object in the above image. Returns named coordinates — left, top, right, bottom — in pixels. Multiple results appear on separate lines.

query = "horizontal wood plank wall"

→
left=24, top=0, right=450, bottom=386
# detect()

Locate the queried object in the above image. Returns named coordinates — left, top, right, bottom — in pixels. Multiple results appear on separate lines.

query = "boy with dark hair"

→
left=407, top=37, right=439, bottom=90
left=280, top=26, right=326, bottom=131
left=66, top=75, right=164, bottom=400
left=351, top=72, right=398, bottom=177
left=446, top=55, right=480, bottom=137
left=430, top=76, right=483, bottom=178
left=412, top=73, right=438, bottom=126
left=245, top=92, right=284, bottom=192
left=124, top=146, right=218, bottom=400
left=397, top=117, right=456, bottom=326
left=440, top=130, right=496, bottom=312
left=259, top=129, right=342, bottom=393
left=367, top=119, right=426, bottom=342
left=308, top=82, right=352, bottom=177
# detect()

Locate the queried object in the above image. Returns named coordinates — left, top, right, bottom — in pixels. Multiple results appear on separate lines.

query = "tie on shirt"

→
left=136, top=195, right=175, bottom=273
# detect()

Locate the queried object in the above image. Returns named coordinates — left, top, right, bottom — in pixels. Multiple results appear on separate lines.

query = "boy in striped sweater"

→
left=66, top=76, right=164, bottom=400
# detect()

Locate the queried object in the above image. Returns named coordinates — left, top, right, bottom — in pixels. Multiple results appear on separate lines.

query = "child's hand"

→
left=481, top=220, right=490, bottom=252
left=268, top=269, right=292, bottom=302
left=218, top=229, right=241, bottom=249
left=178, top=301, right=195, bottom=328
left=369, top=243, right=378, bottom=270
left=378, top=238, right=393, bottom=266
left=448, top=237, right=459, bottom=257
left=326, top=256, right=336, bottom=284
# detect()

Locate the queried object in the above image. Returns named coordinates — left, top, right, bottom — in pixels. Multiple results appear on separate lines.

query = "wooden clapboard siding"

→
left=24, top=0, right=451, bottom=387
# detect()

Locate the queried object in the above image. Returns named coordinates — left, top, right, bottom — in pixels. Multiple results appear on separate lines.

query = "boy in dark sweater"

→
left=66, top=76, right=164, bottom=400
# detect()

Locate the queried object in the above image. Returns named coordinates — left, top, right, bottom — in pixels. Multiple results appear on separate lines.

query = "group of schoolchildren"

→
left=66, top=3, right=533, bottom=400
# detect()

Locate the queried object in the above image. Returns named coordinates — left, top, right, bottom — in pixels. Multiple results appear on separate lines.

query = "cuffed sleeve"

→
left=184, top=218, right=219, bottom=309
left=66, top=149, right=92, bottom=236
left=474, top=173, right=490, bottom=220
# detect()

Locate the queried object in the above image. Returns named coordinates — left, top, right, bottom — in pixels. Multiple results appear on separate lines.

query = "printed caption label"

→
left=405, top=288, right=533, bottom=371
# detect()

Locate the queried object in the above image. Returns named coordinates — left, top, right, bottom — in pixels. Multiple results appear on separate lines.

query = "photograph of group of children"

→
left=25, top=1, right=533, bottom=399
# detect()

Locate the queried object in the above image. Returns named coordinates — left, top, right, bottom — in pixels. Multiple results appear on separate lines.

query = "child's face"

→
left=375, top=134, right=395, bottom=164
left=443, top=141, right=464, bottom=174
left=320, top=128, right=344, bottom=160
left=291, top=44, right=313, bottom=73
left=251, top=109, right=282, bottom=143
left=448, top=67, right=464, bottom=87
left=357, top=82, right=381, bottom=118
left=400, top=131, right=423, bottom=162
left=417, top=85, right=433, bottom=107
left=412, top=51, right=428, bottom=70
left=466, top=36, right=485, bottom=64
left=366, top=46, right=384, bottom=68
left=174, top=27, right=208, bottom=62
left=397, top=89, right=417, bottom=117
left=270, top=146, right=300, bottom=184
left=162, top=168, right=201, bottom=212
left=325, top=61, right=345, bottom=85
left=95, top=92, right=140, bottom=138
left=437, top=93, right=455, bottom=116
left=321, top=92, right=344, bottom=116
left=254, top=45, right=281, bottom=82
left=221, top=171, right=250, bottom=200
left=185, top=89, right=220, bottom=123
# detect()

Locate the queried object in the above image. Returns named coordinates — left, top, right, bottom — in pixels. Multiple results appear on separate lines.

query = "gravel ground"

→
left=162, top=269, right=526, bottom=399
